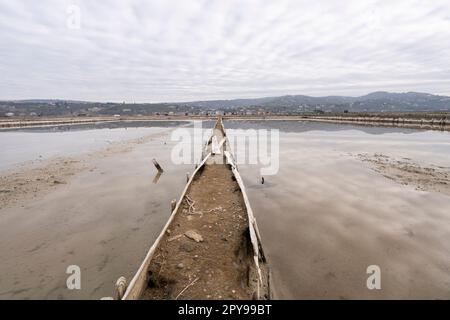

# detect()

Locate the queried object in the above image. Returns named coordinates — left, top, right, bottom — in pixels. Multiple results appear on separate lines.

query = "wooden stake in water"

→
left=152, top=158, right=164, bottom=173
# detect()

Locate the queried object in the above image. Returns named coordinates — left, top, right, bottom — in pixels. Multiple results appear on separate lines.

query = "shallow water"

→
left=0, top=121, right=191, bottom=172
left=225, top=120, right=450, bottom=299
left=0, top=119, right=449, bottom=299
left=0, top=121, right=213, bottom=299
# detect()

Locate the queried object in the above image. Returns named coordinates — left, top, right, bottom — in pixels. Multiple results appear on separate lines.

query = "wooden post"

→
left=152, top=158, right=164, bottom=173
left=115, top=276, right=127, bottom=300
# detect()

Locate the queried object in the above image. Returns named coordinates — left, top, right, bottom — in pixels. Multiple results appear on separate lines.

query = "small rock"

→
left=168, top=234, right=183, bottom=242
left=220, top=235, right=227, bottom=242
left=177, top=263, right=184, bottom=269
left=179, top=242, right=195, bottom=252
left=184, top=230, right=203, bottom=242
left=166, top=229, right=171, bottom=235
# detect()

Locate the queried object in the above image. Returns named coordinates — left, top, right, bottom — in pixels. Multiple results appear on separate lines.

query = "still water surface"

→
left=0, top=120, right=449, bottom=299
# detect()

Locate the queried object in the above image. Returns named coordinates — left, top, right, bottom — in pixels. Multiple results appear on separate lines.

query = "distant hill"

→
left=177, top=91, right=450, bottom=112
left=1, top=91, right=450, bottom=117
left=347, top=91, right=450, bottom=112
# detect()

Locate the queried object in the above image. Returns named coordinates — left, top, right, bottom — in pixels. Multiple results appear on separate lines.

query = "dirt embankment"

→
left=303, top=116, right=450, bottom=131
left=141, top=163, right=261, bottom=300
left=356, top=153, right=450, bottom=196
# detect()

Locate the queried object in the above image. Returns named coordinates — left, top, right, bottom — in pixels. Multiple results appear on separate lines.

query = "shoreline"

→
left=0, top=127, right=193, bottom=299
left=0, top=129, right=171, bottom=211
left=0, top=119, right=449, bottom=299
left=355, top=153, right=450, bottom=197
left=1, top=113, right=449, bottom=131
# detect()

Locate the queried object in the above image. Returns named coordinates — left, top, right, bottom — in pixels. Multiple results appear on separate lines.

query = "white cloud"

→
left=0, top=0, right=449, bottom=101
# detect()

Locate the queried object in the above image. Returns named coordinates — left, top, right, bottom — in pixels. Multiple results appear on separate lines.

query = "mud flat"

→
left=356, top=153, right=450, bottom=196
left=0, top=117, right=208, bottom=130
left=0, top=117, right=116, bottom=129
left=2, top=119, right=450, bottom=299
left=0, top=123, right=199, bottom=299
left=0, top=131, right=164, bottom=210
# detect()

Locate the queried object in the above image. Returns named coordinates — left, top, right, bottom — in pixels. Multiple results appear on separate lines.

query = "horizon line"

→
left=1, top=90, right=448, bottom=105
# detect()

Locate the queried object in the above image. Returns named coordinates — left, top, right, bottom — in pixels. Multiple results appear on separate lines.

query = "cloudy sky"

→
left=0, top=0, right=449, bottom=102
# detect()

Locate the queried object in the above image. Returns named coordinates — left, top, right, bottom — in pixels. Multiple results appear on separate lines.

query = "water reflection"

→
left=1, top=120, right=193, bottom=133
left=225, top=119, right=422, bottom=135
left=152, top=171, right=163, bottom=184
left=229, top=121, right=450, bottom=299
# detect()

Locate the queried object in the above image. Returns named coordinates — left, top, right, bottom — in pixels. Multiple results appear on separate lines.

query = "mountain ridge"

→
left=1, top=91, right=450, bottom=116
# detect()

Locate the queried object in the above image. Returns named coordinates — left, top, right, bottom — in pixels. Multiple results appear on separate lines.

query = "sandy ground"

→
left=0, top=126, right=195, bottom=299
left=2, top=120, right=450, bottom=300
left=355, top=153, right=450, bottom=196
left=0, top=133, right=161, bottom=210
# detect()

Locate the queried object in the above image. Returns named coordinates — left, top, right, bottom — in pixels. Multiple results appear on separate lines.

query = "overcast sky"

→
left=0, top=0, right=449, bottom=102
